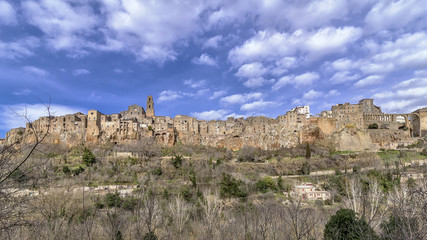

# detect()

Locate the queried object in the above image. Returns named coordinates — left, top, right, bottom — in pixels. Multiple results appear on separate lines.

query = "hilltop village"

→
left=3, top=96, right=427, bottom=151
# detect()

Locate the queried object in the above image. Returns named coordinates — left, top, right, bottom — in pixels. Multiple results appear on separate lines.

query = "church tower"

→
left=146, top=95, right=155, bottom=117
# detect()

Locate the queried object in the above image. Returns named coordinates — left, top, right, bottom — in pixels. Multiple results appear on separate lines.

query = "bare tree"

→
left=0, top=103, right=51, bottom=237
left=168, top=194, right=190, bottom=240
left=132, top=189, right=162, bottom=239
left=199, top=190, right=223, bottom=240
left=285, top=198, right=319, bottom=240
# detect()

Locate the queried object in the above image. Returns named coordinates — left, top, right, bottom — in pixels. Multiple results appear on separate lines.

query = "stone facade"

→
left=4, top=96, right=427, bottom=150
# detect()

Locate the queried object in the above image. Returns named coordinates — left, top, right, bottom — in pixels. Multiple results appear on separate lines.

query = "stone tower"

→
left=146, top=95, right=155, bottom=117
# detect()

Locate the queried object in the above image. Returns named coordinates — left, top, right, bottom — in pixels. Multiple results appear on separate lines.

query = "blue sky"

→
left=1, top=0, right=427, bottom=138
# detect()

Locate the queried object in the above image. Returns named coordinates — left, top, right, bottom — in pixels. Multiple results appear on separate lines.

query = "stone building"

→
left=411, top=108, right=427, bottom=137
left=4, top=95, right=427, bottom=150
left=278, top=105, right=310, bottom=128
left=291, top=183, right=331, bottom=201
left=146, top=96, right=155, bottom=118
left=120, top=104, right=146, bottom=122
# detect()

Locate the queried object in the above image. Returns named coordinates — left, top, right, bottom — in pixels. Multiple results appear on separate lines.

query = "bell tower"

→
left=146, top=95, right=155, bottom=117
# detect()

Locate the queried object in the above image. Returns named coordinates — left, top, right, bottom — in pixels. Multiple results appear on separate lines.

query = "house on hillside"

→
left=291, top=183, right=331, bottom=201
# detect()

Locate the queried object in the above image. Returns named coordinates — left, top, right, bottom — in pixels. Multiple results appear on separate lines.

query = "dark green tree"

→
left=220, top=173, right=247, bottom=198
left=255, top=177, right=277, bottom=193
left=277, top=175, right=283, bottom=190
left=301, top=161, right=310, bottom=175
left=82, top=148, right=96, bottom=166
left=305, top=143, right=311, bottom=159
left=324, top=209, right=378, bottom=240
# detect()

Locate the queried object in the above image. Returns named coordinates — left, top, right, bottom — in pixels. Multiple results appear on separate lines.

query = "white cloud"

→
left=203, top=35, right=222, bottom=49
left=347, top=32, right=427, bottom=75
left=365, top=0, right=427, bottom=32
left=235, top=62, right=271, bottom=88
left=330, top=58, right=359, bottom=71
left=22, top=66, right=49, bottom=76
left=272, top=72, right=319, bottom=90
left=0, top=0, right=17, bottom=25
left=192, top=54, right=217, bottom=66
left=191, top=109, right=229, bottom=120
left=295, top=72, right=320, bottom=86
left=372, top=91, right=394, bottom=99
left=330, top=71, right=360, bottom=84
left=210, top=90, right=227, bottom=100
left=240, top=100, right=276, bottom=112
left=303, top=89, right=323, bottom=100
left=13, top=89, right=32, bottom=96
left=183, top=79, right=206, bottom=88
left=0, top=104, right=85, bottom=131
left=326, top=89, right=340, bottom=97
left=22, top=0, right=99, bottom=53
left=354, top=75, right=383, bottom=88
left=99, top=0, right=215, bottom=64
left=73, top=69, right=90, bottom=76
left=220, top=92, right=262, bottom=105
left=228, top=27, right=362, bottom=66
left=0, top=37, right=40, bottom=60
left=283, top=0, right=349, bottom=29
left=158, top=90, right=183, bottom=102
left=372, top=77, right=427, bottom=113
left=271, top=57, right=298, bottom=75
left=114, top=68, right=122, bottom=73
left=272, top=76, right=292, bottom=91
left=235, top=62, right=267, bottom=78
left=414, top=69, right=427, bottom=77
left=243, top=77, right=272, bottom=88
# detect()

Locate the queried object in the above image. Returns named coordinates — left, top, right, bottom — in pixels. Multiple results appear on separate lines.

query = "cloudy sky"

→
left=1, top=0, right=427, bottom=137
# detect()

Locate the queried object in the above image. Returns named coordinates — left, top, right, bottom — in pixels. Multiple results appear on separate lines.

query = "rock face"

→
left=331, top=127, right=376, bottom=151
left=175, top=126, right=301, bottom=151
left=330, top=127, right=412, bottom=151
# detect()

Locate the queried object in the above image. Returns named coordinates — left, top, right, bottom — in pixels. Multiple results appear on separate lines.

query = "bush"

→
left=104, top=192, right=122, bottom=208
left=188, top=170, right=197, bottom=188
left=171, top=155, right=183, bottom=169
left=10, top=169, right=27, bottom=183
left=82, top=148, right=96, bottom=166
left=352, top=166, right=361, bottom=173
left=256, top=177, right=278, bottom=193
left=300, top=161, right=310, bottom=175
left=122, top=196, right=138, bottom=211
left=62, top=166, right=71, bottom=175
left=237, top=145, right=257, bottom=162
left=180, top=187, right=193, bottom=202
left=73, top=166, right=85, bottom=176
left=277, top=176, right=283, bottom=190
left=152, top=167, right=163, bottom=176
left=324, top=209, right=378, bottom=240
left=368, top=123, right=379, bottom=129
left=220, top=173, right=247, bottom=198
left=143, top=231, right=157, bottom=240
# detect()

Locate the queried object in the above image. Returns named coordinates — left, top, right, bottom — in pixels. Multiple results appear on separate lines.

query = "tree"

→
left=82, top=148, right=96, bottom=166
left=324, top=209, right=378, bottom=240
left=368, top=123, right=379, bottom=129
left=305, top=143, right=311, bottom=159
left=168, top=195, right=190, bottom=240
left=301, top=161, right=310, bottom=175
left=256, top=177, right=277, bottom=193
left=0, top=103, right=51, bottom=236
left=220, top=173, right=247, bottom=199
left=286, top=199, right=319, bottom=240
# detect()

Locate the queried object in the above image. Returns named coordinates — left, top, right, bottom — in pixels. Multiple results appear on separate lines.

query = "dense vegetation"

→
left=1, top=137, right=426, bottom=239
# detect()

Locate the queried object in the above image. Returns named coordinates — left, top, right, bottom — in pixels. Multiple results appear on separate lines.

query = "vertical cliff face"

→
left=329, top=127, right=412, bottom=151
left=331, top=127, right=375, bottom=151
